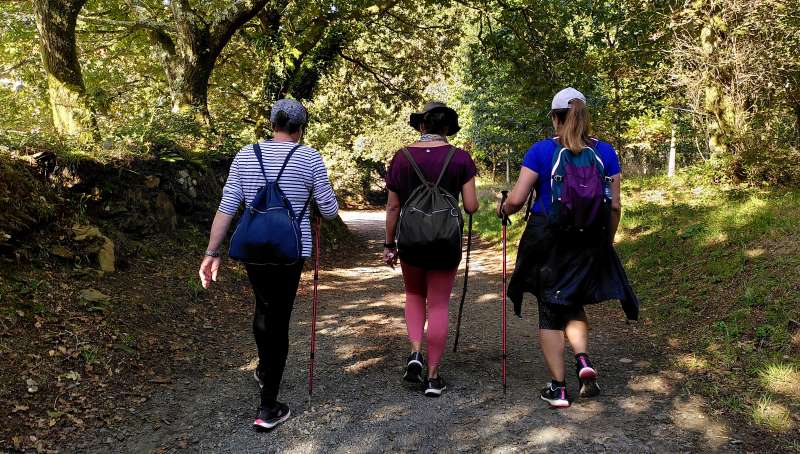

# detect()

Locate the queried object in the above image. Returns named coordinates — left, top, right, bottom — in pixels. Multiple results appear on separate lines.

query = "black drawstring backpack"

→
left=396, top=147, right=463, bottom=270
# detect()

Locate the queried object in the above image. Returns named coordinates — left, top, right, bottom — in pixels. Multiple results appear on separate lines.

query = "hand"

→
left=496, top=200, right=506, bottom=219
left=383, top=247, right=398, bottom=269
left=199, top=256, right=221, bottom=289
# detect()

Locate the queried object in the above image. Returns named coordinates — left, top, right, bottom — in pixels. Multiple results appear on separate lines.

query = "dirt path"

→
left=69, top=210, right=744, bottom=453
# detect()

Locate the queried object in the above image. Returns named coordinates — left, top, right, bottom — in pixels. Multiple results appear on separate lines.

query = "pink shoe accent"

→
left=579, top=367, right=598, bottom=380
left=577, top=356, right=598, bottom=380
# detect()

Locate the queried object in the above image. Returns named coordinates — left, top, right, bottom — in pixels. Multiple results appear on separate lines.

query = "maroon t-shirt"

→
left=385, top=145, right=478, bottom=204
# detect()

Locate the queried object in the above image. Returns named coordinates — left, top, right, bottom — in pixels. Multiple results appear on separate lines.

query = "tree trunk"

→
left=33, top=0, right=97, bottom=139
left=168, top=33, right=216, bottom=127
left=794, top=102, right=800, bottom=137
left=170, top=68, right=213, bottom=127
left=668, top=126, right=676, bottom=177
left=136, top=0, right=270, bottom=128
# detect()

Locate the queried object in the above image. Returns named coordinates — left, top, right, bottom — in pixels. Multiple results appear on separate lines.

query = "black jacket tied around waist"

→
left=507, top=214, right=639, bottom=320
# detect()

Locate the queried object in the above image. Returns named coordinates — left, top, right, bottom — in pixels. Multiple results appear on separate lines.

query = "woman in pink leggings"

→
left=383, top=102, right=479, bottom=397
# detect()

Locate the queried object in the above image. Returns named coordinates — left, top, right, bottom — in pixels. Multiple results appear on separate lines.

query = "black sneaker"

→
left=254, top=364, right=264, bottom=389
left=424, top=376, right=446, bottom=397
left=403, top=352, right=424, bottom=384
left=253, top=402, right=291, bottom=431
left=575, top=354, right=600, bottom=398
left=540, top=382, right=570, bottom=408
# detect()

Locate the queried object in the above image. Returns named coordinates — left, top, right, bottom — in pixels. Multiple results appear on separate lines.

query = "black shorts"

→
left=537, top=301, right=586, bottom=330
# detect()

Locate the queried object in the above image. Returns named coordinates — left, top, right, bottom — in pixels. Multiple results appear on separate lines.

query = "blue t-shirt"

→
left=522, top=138, right=621, bottom=214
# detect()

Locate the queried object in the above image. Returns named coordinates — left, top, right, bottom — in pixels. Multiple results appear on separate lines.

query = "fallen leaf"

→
left=51, top=245, right=74, bottom=259
left=79, top=289, right=110, bottom=302
left=64, top=371, right=80, bottom=381
left=26, top=378, right=38, bottom=393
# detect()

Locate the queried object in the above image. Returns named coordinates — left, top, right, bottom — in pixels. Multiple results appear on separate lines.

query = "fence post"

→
left=668, top=126, right=676, bottom=177
left=506, top=147, right=510, bottom=184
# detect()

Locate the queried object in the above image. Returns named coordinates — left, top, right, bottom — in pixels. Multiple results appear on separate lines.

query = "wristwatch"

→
left=383, top=242, right=397, bottom=249
left=204, top=250, right=220, bottom=257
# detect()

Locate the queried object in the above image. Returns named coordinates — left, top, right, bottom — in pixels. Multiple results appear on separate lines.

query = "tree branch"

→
left=78, top=16, right=175, bottom=35
left=338, top=51, right=417, bottom=101
left=208, top=0, right=270, bottom=57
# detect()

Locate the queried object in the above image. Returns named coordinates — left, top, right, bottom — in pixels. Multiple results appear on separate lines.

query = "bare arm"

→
left=385, top=190, right=401, bottom=243
left=609, top=173, right=622, bottom=241
left=383, top=190, right=401, bottom=268
left=461, top=177, right=479, bottom=214
left=497, top=167, right=538, bottom=217
left=206, top=211, right=234, bottom=253
left=198, top=211, right=234, bottom=289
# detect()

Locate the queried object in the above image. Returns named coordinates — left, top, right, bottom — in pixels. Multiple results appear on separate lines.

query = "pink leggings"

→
left=400, top=261, right=458, bottom=369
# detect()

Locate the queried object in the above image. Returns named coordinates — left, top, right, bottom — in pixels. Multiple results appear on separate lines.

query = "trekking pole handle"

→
left=500, top=190, right=509, bottom=226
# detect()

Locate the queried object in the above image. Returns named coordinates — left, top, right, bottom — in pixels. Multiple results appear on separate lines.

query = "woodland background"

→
left=3, top=0, right=800, bottom=201
left=1, top=0, right=800, bottom=452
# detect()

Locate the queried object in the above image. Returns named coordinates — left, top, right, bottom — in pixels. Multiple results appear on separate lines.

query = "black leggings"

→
left=245, top=261, right=305, bottom=405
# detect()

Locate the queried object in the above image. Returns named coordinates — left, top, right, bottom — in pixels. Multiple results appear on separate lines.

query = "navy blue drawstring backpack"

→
left=229, top=143, right=311, bottom=265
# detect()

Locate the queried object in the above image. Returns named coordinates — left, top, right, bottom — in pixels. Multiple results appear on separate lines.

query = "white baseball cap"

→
left=550, top=87, right=587, bottom=112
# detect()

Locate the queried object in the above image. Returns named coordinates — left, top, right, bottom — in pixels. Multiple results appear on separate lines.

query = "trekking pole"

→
left=500, top=190, right=509, bottom=394
left=308, top=214, right=321, bottom=398
left=453, top=213, right=473, bottom=353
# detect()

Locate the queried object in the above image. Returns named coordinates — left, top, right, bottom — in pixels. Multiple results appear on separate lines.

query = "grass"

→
left=472, top=172, right=800, bottom=436
left=471, top=180, right=527, bottom=258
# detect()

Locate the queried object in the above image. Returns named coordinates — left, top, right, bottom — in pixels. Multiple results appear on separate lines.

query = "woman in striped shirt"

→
left=199, top=99, right=338, bottom=431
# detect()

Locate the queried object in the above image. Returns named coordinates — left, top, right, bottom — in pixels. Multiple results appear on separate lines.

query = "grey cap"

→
left=270, top=98, right=308, bottom=126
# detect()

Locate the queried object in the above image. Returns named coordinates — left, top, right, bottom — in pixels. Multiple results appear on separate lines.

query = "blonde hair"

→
left=551, top=99, right=592, bottom=153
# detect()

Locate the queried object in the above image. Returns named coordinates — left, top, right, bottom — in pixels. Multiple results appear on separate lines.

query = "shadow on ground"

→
left=69, top=210, right=749, bottom=453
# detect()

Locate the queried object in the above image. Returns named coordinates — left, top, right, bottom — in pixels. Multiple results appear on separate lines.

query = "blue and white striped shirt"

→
left=218, top=140, right=339, bottom=257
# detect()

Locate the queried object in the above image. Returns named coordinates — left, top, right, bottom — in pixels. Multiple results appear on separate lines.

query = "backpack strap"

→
left=253, top=142, right=269, bottom=183
left=582, top=141, right=607, bottom=176
left=551, top=146, right=569, bottom=180
left=401, top=147, right=429, bottom=185
left=276, top=144, right=303, bottom=183
left=434, top=146, right=457, bottom=187
left=297, top=189, right=313, bottom=223
left=523, top=190, right=534, bottom=221
left=253, top=142, right=302, bottom=183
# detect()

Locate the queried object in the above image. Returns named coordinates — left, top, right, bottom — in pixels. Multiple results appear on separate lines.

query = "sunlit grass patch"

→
left=761, top=364, right=800, bottom=401
left=752, top=396, right=794, bottom=432
left=676, top=353, right=708, bottom=373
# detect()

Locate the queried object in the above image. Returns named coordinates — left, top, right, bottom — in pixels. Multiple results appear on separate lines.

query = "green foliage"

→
left=670, top=0, right=800, bottom=184
left=2, top=0, right=799, bottom=190
left=471, top=173, right=800, bottom=431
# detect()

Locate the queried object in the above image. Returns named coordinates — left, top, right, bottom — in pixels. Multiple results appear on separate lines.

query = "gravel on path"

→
left=70, top=210, right=743, bottom=453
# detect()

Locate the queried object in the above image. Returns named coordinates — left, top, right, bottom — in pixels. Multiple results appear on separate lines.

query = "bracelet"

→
left=383, top=242, right=397, bottom=249
left=204, top=250, right=220, bottom=257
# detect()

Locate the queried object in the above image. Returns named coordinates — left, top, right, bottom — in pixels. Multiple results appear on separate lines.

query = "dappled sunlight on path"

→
left=73, top=210, right=740, bottom=453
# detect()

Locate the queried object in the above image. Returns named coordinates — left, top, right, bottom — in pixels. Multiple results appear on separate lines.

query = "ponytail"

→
left=552, top=99, right=592, bottom=153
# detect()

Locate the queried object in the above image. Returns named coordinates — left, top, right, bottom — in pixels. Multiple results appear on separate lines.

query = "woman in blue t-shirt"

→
left=497, top=88, right=639, bottom=408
